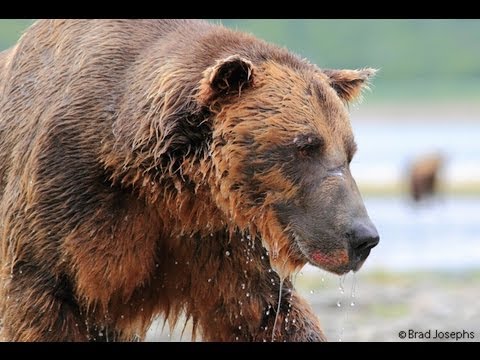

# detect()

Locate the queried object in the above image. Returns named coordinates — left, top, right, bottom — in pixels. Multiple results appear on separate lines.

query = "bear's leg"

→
left=193, top=273, right=326, bottom=342
left=0, top=264, right=89, bottom=341
left=166, top=231, right=326, bottom=342
left=259, top=286, right=328, bottom=342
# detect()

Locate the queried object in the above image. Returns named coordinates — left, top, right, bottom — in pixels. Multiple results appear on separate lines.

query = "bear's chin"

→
left=307, top=249, right=370, bottom=275
left=308, top=249, right=351, bottom=275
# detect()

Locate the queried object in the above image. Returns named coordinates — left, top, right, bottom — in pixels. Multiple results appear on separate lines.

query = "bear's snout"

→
left=347, top=219, right=380, bottom=271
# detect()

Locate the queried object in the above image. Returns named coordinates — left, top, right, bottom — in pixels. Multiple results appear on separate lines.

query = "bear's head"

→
left=196, top=55, right=379, bottom=278
left=110, top=51, right=379, bottom=280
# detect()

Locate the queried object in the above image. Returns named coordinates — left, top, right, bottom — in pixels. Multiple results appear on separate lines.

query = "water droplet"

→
left=321, top=277, right=325, bottom=282
left=174, top=261, right=178, bottom=265
left=266, top=310, right=270, bottom=316
left=351, top=272, right=357, bottom=299
left=155, top=263, right=159, bottom=268
left=140, top=307, right=144, bottom=312
left=336, top=301, right=341, bottom=307
left=99, top=332, right=103, bottom=337
left=261, top=255, right=264, bottom=260
left=241, top=283, right=246, bottom=289
left=225, top=251, right=230, bottom=256
left=350, top=301, right=355, bottom=307
left=19, top=270, right=22, bottom=274
left=238, top=325, right=242, bottom=330
left=284, top=318, right=288, bottom=323
left=271, top=279, right=284, bottom=342
left=246, top=293, right=250, bottom=297
left=235, top=337, right=239, bottom=341
left=120, top=315, right=124, bottom=319
left=208, top=278, right=212, bottom=283
left=292, top=319, right=296, bottom=324
left=309, top=290, right=314, bottom=294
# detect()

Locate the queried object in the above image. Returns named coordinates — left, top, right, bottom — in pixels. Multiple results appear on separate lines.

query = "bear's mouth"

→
left=291, top=231, right=365, bottom=275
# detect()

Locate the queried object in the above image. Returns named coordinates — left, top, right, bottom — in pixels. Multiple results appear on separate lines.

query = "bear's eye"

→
left=293, top=134, right=324, bottom=158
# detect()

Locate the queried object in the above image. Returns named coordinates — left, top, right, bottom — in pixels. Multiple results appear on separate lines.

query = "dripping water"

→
left=337, top=274, right=347, bottom=341
left=337, top=272, right=357, bottom=341
left=339, top=274, right=346, bottom=295
left=271, top=278, right=284, bottom=342
left=350, top=272, right=356, bottom=307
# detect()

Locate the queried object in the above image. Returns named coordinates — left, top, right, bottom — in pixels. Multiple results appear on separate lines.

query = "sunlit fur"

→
left=0, top=19, right=373, bottom=341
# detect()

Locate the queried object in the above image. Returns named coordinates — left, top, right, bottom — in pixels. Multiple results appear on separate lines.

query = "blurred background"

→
left=1, top=19, right=479, bottom=342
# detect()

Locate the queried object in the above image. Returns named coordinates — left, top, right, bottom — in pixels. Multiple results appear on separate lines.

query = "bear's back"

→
left=0, top=19, right=206, bottom=123
left=0, top=19, right=213, bottom=199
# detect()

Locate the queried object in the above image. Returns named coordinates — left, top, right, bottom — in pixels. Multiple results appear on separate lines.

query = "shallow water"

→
left=350, top=121, right=480, bottom=185
left=361, top=195, right=480, bottom=271
left=337, top=120, right=480, bottom=270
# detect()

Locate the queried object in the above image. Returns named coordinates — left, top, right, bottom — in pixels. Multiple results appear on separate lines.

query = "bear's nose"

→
left=348, top=221, right=380, bottom=261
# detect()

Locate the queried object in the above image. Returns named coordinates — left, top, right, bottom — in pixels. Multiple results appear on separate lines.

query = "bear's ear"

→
left=198, top=55, right=255, bottom=105
left=323, top=68, right=377, bottom=102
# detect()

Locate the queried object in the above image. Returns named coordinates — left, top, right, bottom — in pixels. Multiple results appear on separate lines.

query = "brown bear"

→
left=409, top=153, right=444, bottom=202
left=0, top=19, right=379, bottom=342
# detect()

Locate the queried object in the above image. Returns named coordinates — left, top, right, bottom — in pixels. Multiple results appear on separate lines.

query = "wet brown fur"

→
left=0, top=19, right=373, bottom=341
